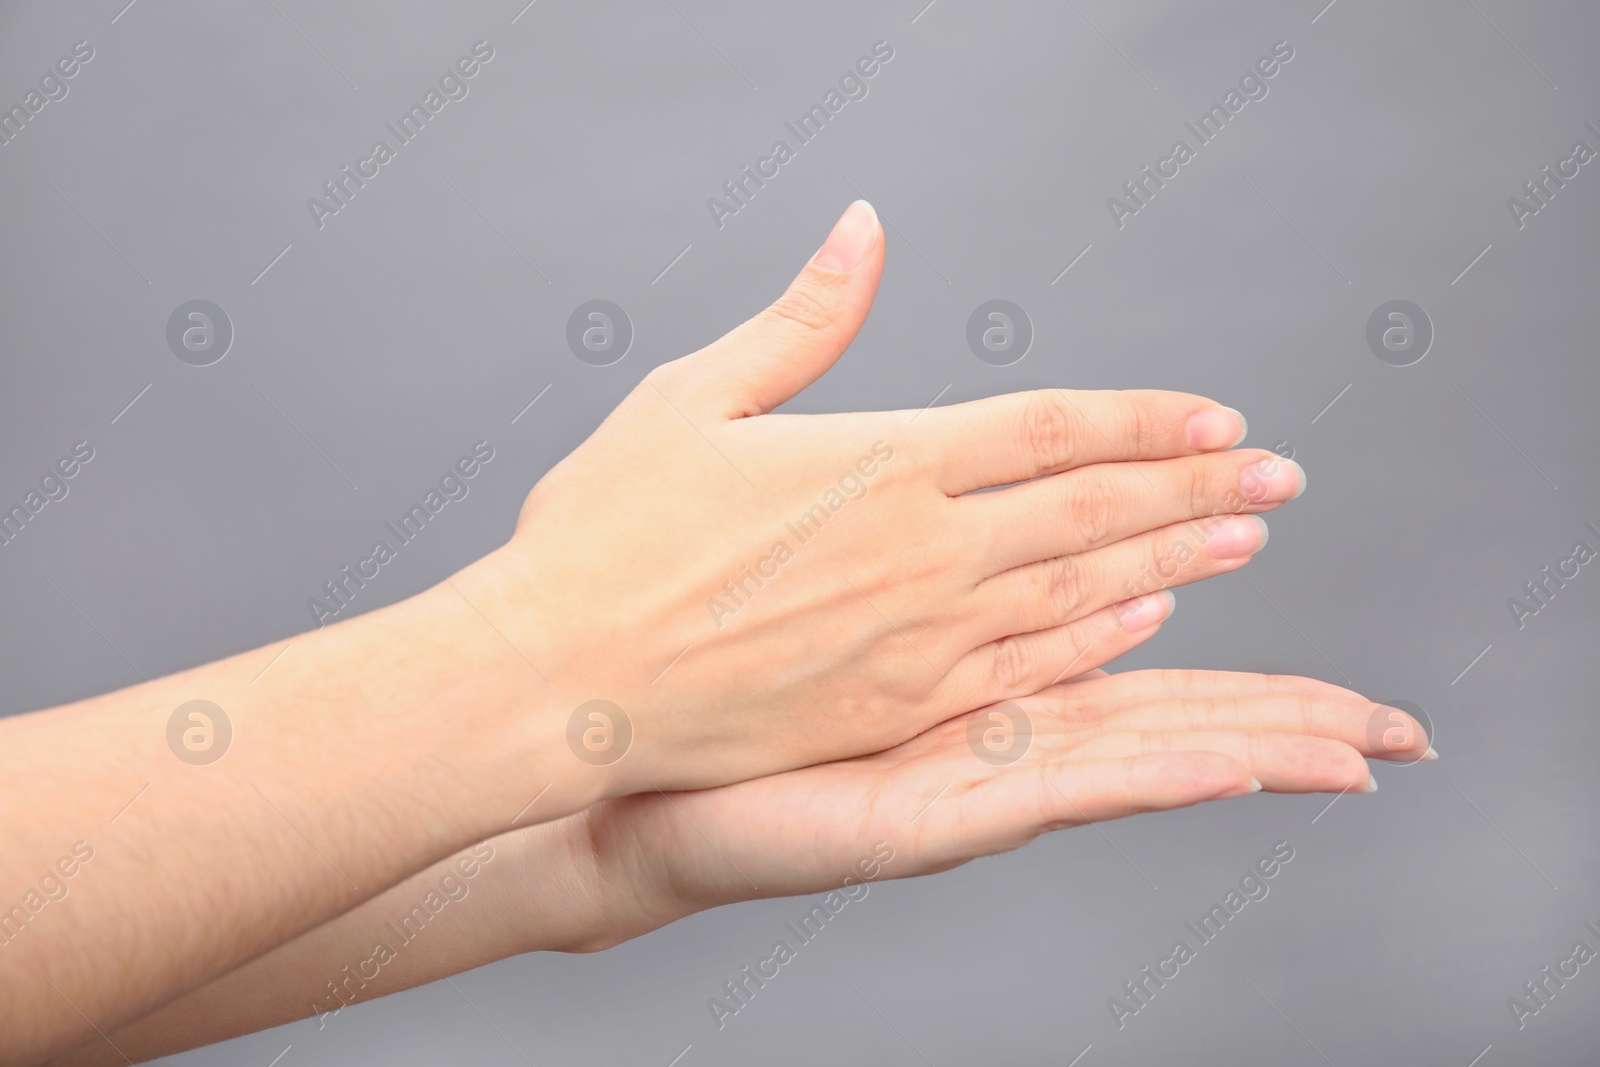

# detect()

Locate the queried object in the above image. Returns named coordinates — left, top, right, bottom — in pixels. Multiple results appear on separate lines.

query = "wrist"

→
left=361, top=570, right=615, bottom=840
left=558, top=800, right=712, bottom=952
left=439, top=548, right=637, bottom=809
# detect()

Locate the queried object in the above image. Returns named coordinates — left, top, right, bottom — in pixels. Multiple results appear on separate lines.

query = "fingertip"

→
left=809, top=200, right=881, bottom=273
left=1285, top=458, right=1307, bottom=499
left=1114, top=589, right=1175, bottom=632
left=1212, top=773, right=1264, bottom=800
left=1206, top=515, right=1268, bottom=559
left=1187, top=406, right=1247, bottom=451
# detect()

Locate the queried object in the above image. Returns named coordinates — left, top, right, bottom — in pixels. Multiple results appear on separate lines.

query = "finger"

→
left=1092, top=695, right=1432, bottom=762
left=910, top=754, right=1256, bottom=864
left=941, top=592, right=1175, bottom=706
left=973, top=515, right=1266, bottom=638
left=1066, top=730, right=1377, bottom=794
left=1027, top=670, right=1376, bottom=724
left=979, top=753, right=1262, bottom=846
left=1024, top=671, right=1436, bottom=761
left=917, top=388, right=1246, bottom=496
left=668, top=200, right=884, bottom=418
left=1047, top=669, right=1372, bottom=708
left=968, top=450, right=1303, bottom=571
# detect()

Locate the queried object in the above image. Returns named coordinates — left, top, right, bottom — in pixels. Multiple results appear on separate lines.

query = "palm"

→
left=586, top=669, right=1429, bottom=912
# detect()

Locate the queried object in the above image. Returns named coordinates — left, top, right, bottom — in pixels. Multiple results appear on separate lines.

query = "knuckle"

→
left=1143, top=526, right=1185, bottom=586
left=762, top=278, right=838, bottom=334
left=991, top=634, right=1031, bottom=690
left=1021, top=392, right=1079, bottom=472
left=1295, top=695, right=1318, bottom=736
left=1042, top=554, right=1090, bottom=622
left=1065, top=473, right=1117, bottom=548
left=1117, top=395, right=1158, bottom=458
left=1187, top=460, right=1215, bottom=518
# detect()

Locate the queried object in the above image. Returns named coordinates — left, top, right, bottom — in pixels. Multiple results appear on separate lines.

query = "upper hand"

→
left=454, top=201, right=1302, bottom=798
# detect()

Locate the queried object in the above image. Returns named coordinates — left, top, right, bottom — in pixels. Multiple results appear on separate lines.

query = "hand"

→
left=566, top=668, right=1431, bottom=948
left=0, top=201, right=1297, bottom=1063
left=54, top=669, right=1430, bottom=1061
left=455, top=201, right=1303, bottom=798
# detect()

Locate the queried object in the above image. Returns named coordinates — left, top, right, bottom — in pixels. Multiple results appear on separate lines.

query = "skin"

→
left=2, top=202, right=1309, bottom=1064
left=51, top=667, right=1431, bottom=1064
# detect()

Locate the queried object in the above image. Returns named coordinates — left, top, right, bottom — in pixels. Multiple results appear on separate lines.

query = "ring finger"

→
left=970, top=514, right=1268, bottom=643
left=966, top=451, right=1301, bottom=575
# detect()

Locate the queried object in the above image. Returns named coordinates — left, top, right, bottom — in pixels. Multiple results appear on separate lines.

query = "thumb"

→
left=689, top=200, right=884, bottom=418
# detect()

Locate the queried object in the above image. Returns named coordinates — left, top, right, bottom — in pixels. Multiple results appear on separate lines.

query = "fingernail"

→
left=1240, top=457, right=1306, bottom=504
left=1216, top=776, right=1263, bottom=799
left=811, top=200, right=879, bottom=273
left=1422, top=746, right=1439, bottom=761
left=1114, top=589, right=1175, bottom=631
left=1187, top=406, right=1246, bottom=450
left=1363, top=774, right=1379, bottom=793
left=1207, top=515, right=1268, bottom=559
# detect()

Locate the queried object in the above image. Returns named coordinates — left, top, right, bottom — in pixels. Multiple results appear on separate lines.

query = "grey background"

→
left=2, top=0, right=1597, bottom=1063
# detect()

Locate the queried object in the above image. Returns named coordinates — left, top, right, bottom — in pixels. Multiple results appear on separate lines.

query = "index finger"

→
left=915, top=388, right=1245, bottom=495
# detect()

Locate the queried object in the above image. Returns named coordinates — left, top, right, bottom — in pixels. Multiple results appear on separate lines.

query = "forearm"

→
left=46, top=816, right=634, bottom=1066
left=0, top=574, right=601, bottom=1065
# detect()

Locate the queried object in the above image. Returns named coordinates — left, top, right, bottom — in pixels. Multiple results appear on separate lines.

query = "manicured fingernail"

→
left=1363, top=774, right=1379, bottom=793
left=1422, top=746, right=1439, bottom=761
left=1241, top=457, right=1306, bottom=504
left=811, top=200, right=879, bottom=272
left=1207, top=515, right=1268, bottom=559
left=1187, top=406, right=1246, bottom=450
left=1114, top=589, right=1175, bottom=631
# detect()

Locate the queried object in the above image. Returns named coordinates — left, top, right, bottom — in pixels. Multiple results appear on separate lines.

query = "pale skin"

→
left=51, top=667, right=1431, bottom=1063
left=2, top=202, right=1415, bottom=1064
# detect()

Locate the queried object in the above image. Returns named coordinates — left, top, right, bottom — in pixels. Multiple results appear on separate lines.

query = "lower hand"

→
left=563, top=668, right=1431, bottom=949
